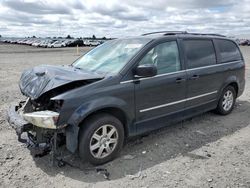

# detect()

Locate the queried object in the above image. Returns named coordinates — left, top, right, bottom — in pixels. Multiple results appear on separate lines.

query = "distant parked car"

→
left=67, top=39, right=84, bottom=47
left=19, top=39, right=28, bottom=44
left=43, top=40, right=55, bottom=48
left=84, top=40, right=100, bottom=46
left=26, top=39, right=36, bottom=45
left=47, top=41, right=66, bottom=48
left=64, top=39, right=76, bottom=47
left=37, top=40, right=46, bottom=47
left=16, top=39, right=22, bottom=44
left=239, top=40, right=250, bottom=46
left=38, top=40, right=51, bottom=48
left=47, top=41, right=56, bottom=48
left=32, top=40, right=42, bottom=47
left=10, top=39, right=17, bottom=44
left=83, top=40, right=91, bottom=46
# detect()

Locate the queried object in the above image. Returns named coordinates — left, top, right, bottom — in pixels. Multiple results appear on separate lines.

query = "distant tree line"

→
left=60, top=34, right=111, bottom=40
left=5, top=34, right=113, bottom=40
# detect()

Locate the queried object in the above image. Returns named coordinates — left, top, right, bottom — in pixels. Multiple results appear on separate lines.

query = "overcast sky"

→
left=0, top=0, right=250, bottom=38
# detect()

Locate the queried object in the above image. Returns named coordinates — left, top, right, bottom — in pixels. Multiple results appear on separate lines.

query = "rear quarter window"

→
left=183, top=40, right=216, bottom=69
left=215, top=39, right=242, bottom=63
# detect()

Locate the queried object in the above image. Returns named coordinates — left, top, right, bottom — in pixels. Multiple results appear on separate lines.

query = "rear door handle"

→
left=190, top=75, right=199, bottom=80
left=176, top=78, right=186, bottom=83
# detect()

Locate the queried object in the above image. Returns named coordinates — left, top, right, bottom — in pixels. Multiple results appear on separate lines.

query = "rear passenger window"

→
left=183, top=40, right=216, bottom=69
left=216, top=39, right=242, bottom=63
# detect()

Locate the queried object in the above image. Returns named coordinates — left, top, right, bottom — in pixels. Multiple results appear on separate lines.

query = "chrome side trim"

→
left=185, top=91, right=218, bottom=101
left=120, top=61, right=240, bottom=84
left=140, top=70, right=186, bottom=81
left=140, top=98, right=186, bottom=113
left=140, top=91, right=218, bottom=113
left=120, top=70, right=185, bottom=84
left=120, top=80, right=134, bottom=84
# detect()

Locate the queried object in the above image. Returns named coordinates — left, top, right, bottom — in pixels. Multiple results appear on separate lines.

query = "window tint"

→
left=139, top=41, right=180, bottom=74
left=183, top=40, right=216, bottom=69
left=216, top=39, right=242, bottom=63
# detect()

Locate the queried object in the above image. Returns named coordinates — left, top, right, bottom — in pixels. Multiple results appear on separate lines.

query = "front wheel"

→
left=78, top=113, right=124, bottom=165
left=216, top=86, right=236, bottom=115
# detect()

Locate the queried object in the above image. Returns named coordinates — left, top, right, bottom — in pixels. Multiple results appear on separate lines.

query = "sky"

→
left=0, top=0, right=250, bottom=38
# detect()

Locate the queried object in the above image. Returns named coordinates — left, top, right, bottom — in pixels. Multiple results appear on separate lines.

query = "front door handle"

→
left=176, top=78, right=186, bottom=83
left=190, top=75, right=199, bottom=80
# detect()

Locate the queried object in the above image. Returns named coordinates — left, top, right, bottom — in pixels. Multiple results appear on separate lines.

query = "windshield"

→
left=72, top=38, right=151, bottom=75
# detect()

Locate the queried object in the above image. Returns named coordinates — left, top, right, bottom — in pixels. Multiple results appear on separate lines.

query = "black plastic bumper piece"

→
left=7, top=105, right=32, bottom=143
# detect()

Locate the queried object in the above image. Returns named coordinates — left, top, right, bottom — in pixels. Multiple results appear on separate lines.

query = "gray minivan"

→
left=8, top=31, right=245, bottom=165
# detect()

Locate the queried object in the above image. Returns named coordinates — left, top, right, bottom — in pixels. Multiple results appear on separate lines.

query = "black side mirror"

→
left=135, top=64, right=157, bottom=78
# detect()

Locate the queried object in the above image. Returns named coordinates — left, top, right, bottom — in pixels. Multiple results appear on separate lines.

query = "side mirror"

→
left=135, top=64, right=157, bottom=78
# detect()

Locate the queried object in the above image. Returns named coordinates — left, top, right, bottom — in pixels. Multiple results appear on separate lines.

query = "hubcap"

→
left=222, top=90, right=234, bottom=111
left=89, top=124, right=118, bottom=159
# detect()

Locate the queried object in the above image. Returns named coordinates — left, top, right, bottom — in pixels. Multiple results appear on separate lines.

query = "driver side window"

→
left=139, top=41, right=181, bottom=74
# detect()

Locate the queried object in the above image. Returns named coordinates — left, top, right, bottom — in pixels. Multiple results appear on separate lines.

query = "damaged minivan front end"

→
left=7, top=64, right=103, bottom=157
left=7, top=98, right=64, bottom=157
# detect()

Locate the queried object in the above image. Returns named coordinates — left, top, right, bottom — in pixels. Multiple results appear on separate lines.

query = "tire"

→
left=78, top=113, right=124, bottom=165
left=216, top=85, right=236, bottom=115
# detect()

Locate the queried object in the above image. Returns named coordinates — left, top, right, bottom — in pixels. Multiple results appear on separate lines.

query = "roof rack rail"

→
left=142, top=31, right=187, bottom=36
left=141, top=31, right=226, bottom=37
left=187, top=33, right=226, bottom=37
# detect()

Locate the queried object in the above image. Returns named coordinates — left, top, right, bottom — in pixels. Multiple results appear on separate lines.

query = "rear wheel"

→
left=78, top=113, right=124, bottom=165
left=216, top=86, right=236, bottom=115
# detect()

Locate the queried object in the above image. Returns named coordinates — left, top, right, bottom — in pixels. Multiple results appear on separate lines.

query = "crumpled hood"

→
left=19, top=65, right=103, bottom=99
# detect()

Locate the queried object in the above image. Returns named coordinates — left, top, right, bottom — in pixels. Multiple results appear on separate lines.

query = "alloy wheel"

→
left=89, top=124, right=118, bottom=159
left=222, top=90, right=234, bottom=111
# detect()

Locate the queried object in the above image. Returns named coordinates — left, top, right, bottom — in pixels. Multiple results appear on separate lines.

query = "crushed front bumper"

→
left=7, top=101, right=65, bottom=158
left=7, top=100, right=61, bottom=138
left=7, top=104, right=33, bottom=143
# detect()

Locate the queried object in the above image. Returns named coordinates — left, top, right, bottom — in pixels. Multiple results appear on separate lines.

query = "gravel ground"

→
left=0, top=43, right=250, bottom=188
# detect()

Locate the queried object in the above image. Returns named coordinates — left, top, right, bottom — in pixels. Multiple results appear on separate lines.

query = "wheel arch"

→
left=78, top=107, right=129, bottom=138
left=216, top=80, right=238, bottom=115
left=219, top=76, right=240, bottom=99
left=227, top=82, right=238, bottom=96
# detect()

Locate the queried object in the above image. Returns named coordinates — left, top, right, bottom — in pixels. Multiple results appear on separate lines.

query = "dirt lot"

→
left=0, top=43, right=250, bottom=188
